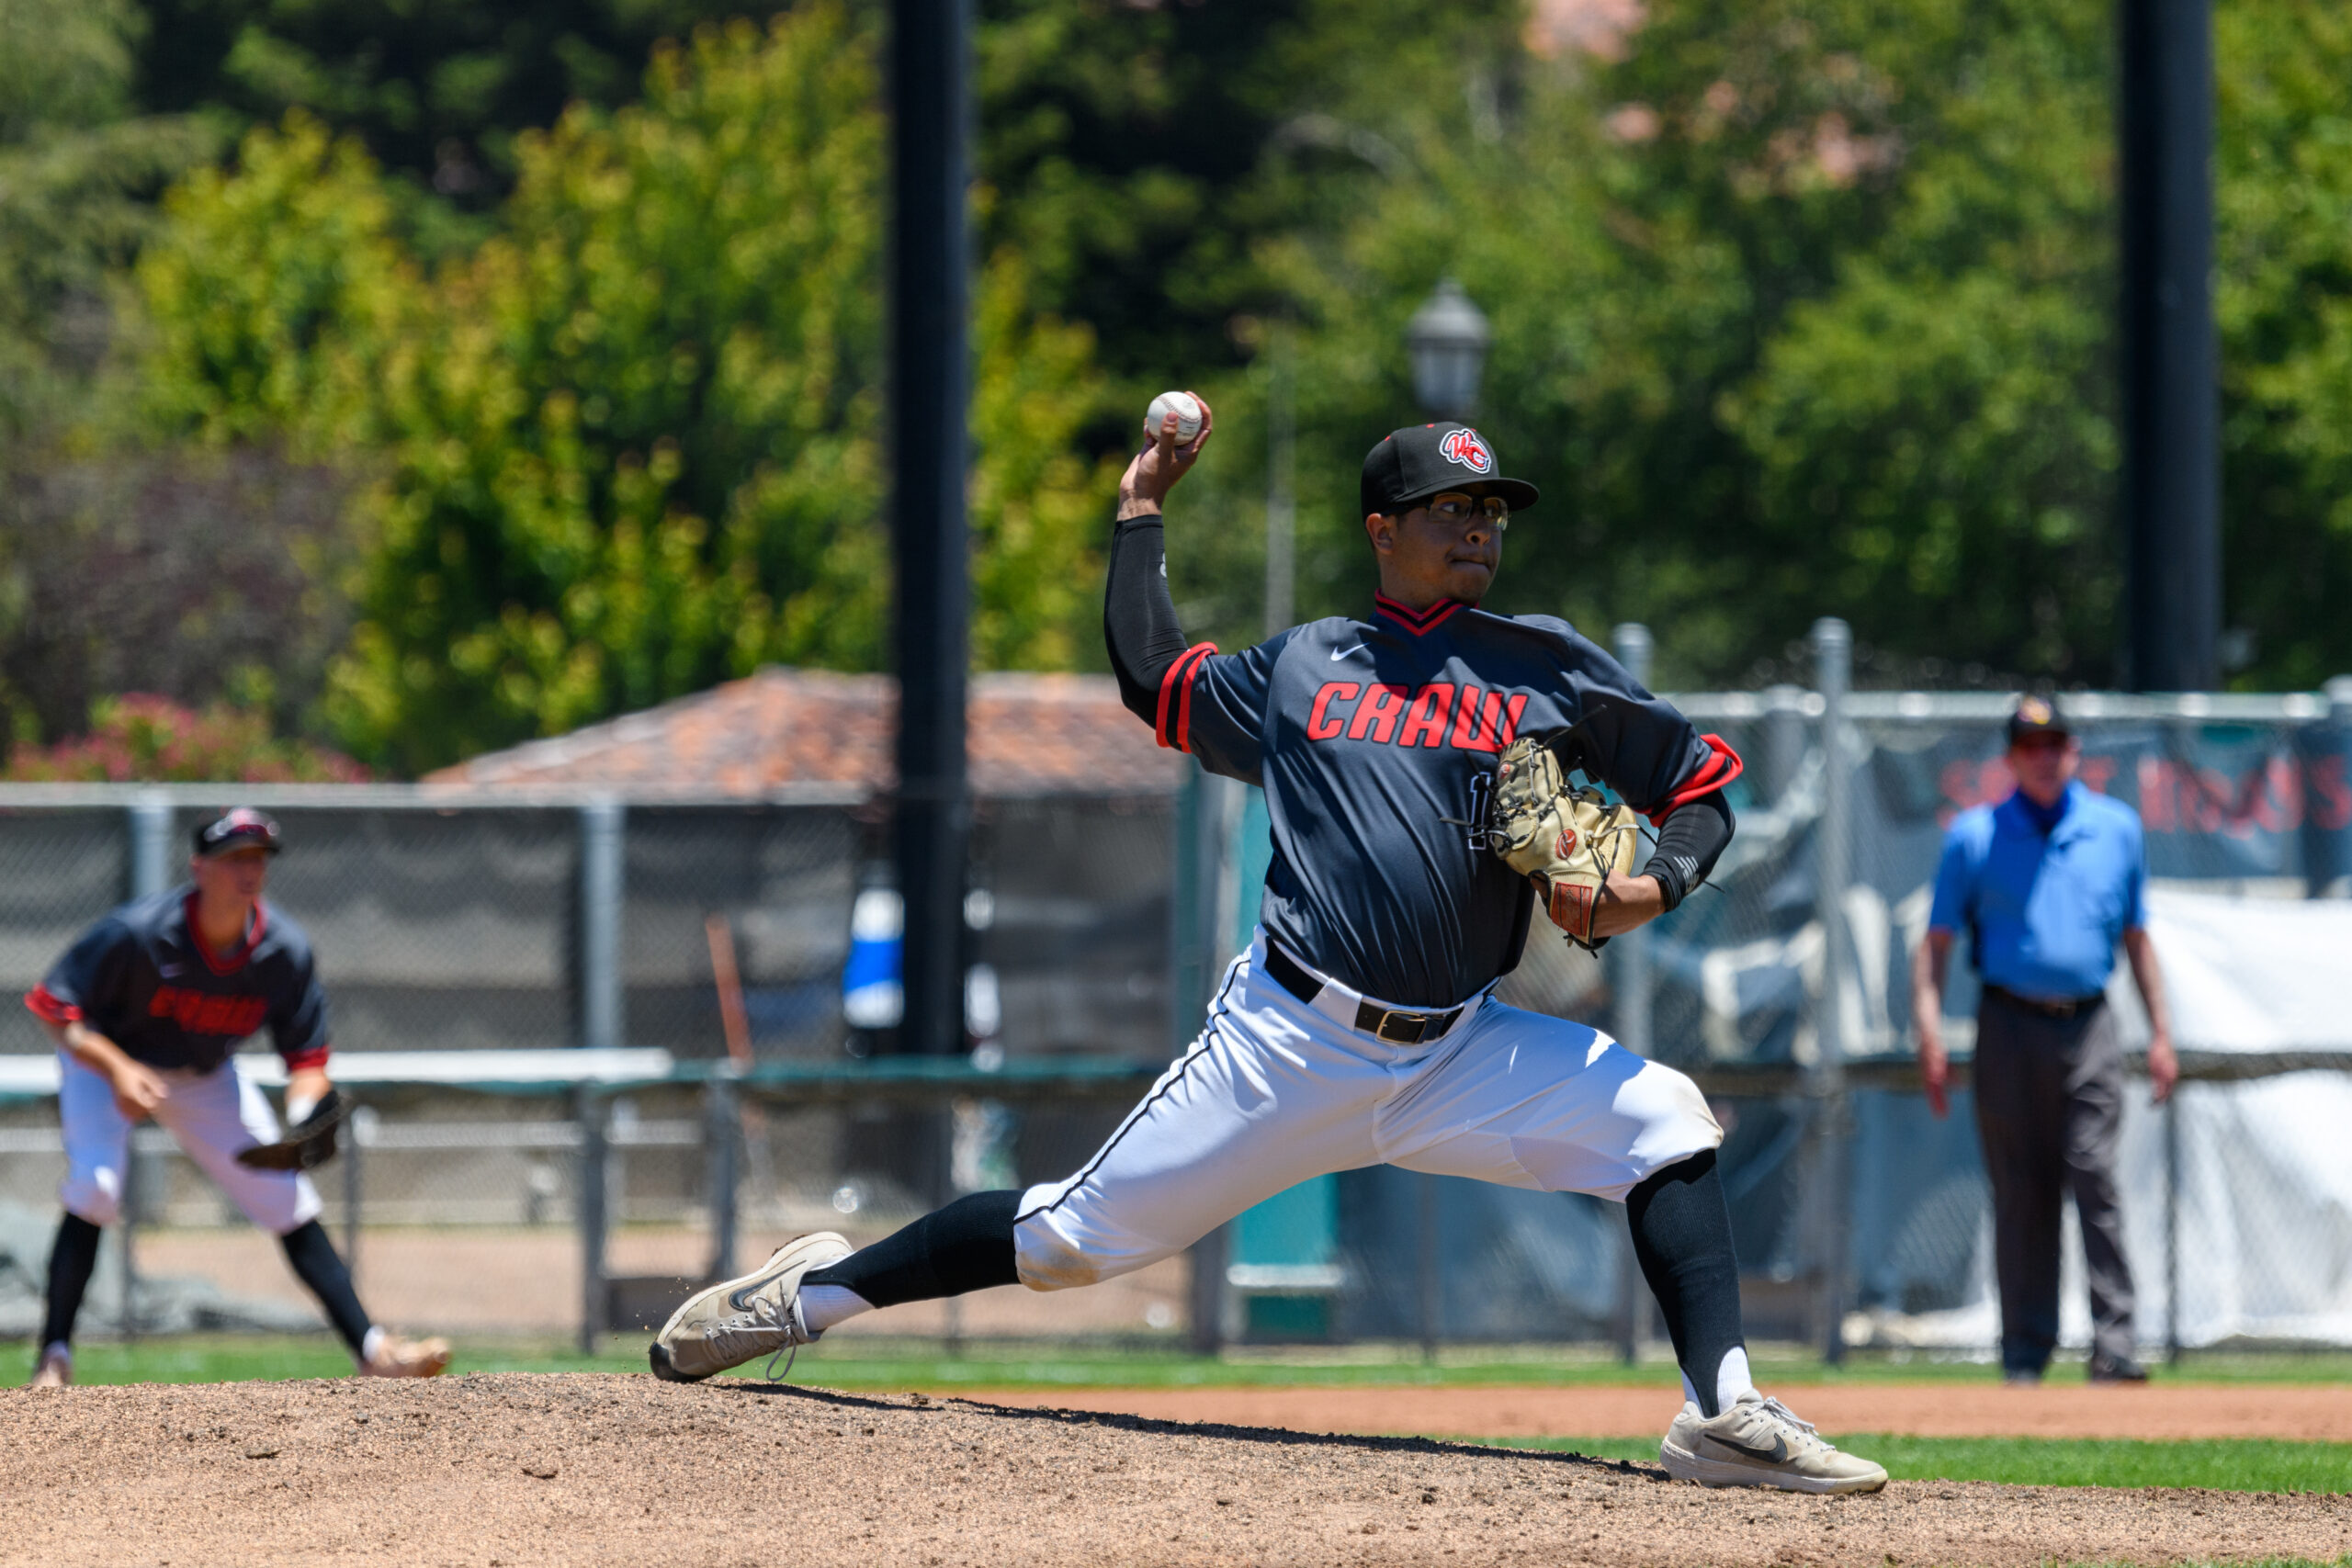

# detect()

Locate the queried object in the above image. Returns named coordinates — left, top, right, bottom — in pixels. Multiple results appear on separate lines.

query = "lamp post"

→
left=1406, top=278, right=1491, bottom=420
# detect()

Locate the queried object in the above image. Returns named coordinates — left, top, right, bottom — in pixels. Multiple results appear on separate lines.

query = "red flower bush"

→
left=5, top=695, right=369, bottom=783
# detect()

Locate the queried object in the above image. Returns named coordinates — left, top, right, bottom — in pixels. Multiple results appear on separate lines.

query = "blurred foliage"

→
left=1159, top=0, right=2352, bottom=693
left=0, top=0, right=212, bottom=435
left=136, top=6, right=1118, bottom=773
left=0, top=447, right=359, bottom=746
left=1, top=693, right=368, bottom=781
left=0, top=0, right=2346, bottom=778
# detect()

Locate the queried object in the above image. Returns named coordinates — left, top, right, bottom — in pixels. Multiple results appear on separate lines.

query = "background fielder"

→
left=652, top=399, right=1887, bottom=1494
left=23, top=807, right=448, bottom=1386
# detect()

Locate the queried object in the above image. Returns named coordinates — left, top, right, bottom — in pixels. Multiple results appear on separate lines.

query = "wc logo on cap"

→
left=1439, top=427, right=1494, bottom=474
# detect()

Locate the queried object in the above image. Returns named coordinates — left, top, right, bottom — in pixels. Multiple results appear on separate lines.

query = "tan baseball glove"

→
left=1481, top=735, right=1641, bottom=951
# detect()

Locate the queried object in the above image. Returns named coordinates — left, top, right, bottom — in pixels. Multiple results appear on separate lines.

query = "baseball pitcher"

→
left=24, top=808, right=448, bottom=1385
left=651, top=400, right=1885, bottom=1494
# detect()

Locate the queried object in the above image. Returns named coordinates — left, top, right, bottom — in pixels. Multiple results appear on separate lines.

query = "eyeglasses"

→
left=1423, top=492, right=1509, bottom=531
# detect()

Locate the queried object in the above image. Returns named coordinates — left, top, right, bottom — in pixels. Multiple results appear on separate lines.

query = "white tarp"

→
left=2123, top=886, right=2352, bottom=1055
left=1868, top=888, right=2352, bottom=1350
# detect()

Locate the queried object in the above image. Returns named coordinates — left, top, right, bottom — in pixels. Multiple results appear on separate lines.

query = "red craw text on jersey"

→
left=149, top=987, right=269, bottom=1037
left=1305, top=682, right=1529, bottom=752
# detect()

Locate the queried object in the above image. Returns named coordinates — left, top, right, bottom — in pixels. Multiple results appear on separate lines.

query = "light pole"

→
left=1406, top=278, right=1491, bottom=421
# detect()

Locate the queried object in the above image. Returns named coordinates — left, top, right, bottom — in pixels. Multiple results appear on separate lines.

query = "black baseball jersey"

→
left=1160, top=592, right=1740, bottom=1008
left=26, top=888, right=331, bottom=1074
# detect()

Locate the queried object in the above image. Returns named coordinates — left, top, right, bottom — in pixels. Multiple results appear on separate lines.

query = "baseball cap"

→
left=1361, top=422, right=1540, bottom=520
left=2006, top=695, right=2072, bottom=746
left=193, top=807, right=283, bottom=857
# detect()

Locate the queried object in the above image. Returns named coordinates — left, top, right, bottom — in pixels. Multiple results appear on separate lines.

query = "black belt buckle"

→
left=1361, top=1003, right=1431, bottom=1044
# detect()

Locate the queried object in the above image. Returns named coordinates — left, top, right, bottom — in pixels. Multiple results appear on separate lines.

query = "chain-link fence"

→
left=0, top=659, right=2346, bottom=1355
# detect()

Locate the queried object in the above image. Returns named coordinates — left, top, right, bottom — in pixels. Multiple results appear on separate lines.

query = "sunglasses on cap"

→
left=194, top=809, right=283, bottom=857
left=1419, top=492, right=1510, bottom=531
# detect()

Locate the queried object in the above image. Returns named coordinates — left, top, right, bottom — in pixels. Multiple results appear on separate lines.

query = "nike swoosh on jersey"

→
left=1329, top=643, right=1368, bottom=661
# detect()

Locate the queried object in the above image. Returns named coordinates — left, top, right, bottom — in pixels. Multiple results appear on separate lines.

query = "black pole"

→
left=890, top=0, right=971, bottom=1058
left=2119, top=0, right=2220, bottom=693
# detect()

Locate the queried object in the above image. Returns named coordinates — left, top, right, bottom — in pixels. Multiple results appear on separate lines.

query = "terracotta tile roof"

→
left=424, top=667, right=1182, bottom=796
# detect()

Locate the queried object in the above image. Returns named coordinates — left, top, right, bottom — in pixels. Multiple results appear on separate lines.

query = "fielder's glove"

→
left=1479, top=734, right=1641, bottom=951
left=236, top=1087, right=350, bottom=1171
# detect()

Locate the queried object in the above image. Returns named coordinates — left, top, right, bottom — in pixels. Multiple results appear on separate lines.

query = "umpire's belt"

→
left=1984, top=983, right=2106, bottom=1021
left=1261, top=939, right=1464, bottom=1045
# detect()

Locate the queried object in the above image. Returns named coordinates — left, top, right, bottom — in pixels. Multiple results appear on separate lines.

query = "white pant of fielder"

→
left=58, top=1051, right=322, bottom=1235
left=1012, top=931, right=1723, bottom=1291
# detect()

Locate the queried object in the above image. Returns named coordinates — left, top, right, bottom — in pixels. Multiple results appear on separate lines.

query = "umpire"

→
left=1909, top=696, right=2178, bottom=1385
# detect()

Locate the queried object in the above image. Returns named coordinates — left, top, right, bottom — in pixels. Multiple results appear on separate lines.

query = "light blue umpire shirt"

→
left=1928, top=780, right=2149, bottom=1002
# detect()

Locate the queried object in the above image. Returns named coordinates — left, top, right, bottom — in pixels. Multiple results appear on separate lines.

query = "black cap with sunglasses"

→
left=1361, top=422, right=1541, bottom=522
left=193, top=807, right=284, bottom=858
left=2007, top=695, right=2072, bottom=746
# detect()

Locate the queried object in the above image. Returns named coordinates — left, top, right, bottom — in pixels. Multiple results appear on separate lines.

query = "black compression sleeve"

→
left=1104, top=513, right=1193, bottom=727
left=1646, top=791, right=1735, bottom=911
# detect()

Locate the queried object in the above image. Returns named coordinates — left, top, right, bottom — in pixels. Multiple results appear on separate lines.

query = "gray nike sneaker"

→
left=1660, top=1391, right=1888, bottom=1495
left=649, top=1231, right=854, bottom=1383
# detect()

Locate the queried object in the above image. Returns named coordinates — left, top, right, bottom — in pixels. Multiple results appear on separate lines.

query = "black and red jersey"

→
left=1152, top=591, right=1739, bottom=1009
left=26, top=887, right=330, bottom=1074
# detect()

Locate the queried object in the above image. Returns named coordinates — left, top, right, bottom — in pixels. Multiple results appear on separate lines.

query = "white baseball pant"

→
left=1013, top=931, right=1724, bottom=1291
left=58, top=1051, right=322, bottom=1235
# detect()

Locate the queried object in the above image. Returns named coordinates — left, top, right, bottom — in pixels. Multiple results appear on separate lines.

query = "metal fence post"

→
left=580, top=800, right=625, bottom=1056
left=2165, top=1090, right=2182, bottom=1362
left=1810, top=617, right=1854, bottom=1363
left=121, top=794, right=175, bottom=1339
left=1418, top=1176, right=1442, bottom=1363
left=577, top=1089, right=608, bottom=1355
left=576, top=801, right=623, bottom=1353
left=343, top=1107, right=369, bottom=1280
left=706, top=1073, right=739, bottom=1282
left=1761, top=685, right=1810, bottom=805
left=1610, top=624, right=1657, bottom=1365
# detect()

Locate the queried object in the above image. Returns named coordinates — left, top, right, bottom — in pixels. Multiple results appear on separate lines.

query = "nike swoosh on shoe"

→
left=1704, top=1433, right=1789, bottom=1464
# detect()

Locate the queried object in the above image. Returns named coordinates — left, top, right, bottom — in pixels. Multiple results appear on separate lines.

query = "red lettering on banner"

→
left=1498, top=694, right=1532, bottom=746
left=2138, top=757, right=2175, bottom=831
left=1306, top=682, right=1357, bottom=741
left=2254, top=758, right=2300, bottom=834
left=1397, top=684, right=1454, bottom=748
left=1347, top=683, right=1409, bottom=743
left=2313, top=758, right=2352, bottom=832
left=2192, top=768, right=2233, bottom=835
left=2077, top=755, right=2117, bottom=795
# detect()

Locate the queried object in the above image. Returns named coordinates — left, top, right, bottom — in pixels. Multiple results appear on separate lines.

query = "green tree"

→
left=0, top=0, right=209, bottom=435
left=138, top=4, right=1117, bottom=773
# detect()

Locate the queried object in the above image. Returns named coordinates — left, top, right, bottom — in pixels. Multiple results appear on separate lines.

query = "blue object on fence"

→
left=842, top=886, right=904, bottom=1030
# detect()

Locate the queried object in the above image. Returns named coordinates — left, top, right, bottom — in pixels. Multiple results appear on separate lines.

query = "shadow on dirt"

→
left=711, top=1379, right=1666, bottom=1479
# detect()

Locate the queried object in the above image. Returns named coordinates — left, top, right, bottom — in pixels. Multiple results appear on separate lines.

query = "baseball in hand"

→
left=1144, top=390, right=1204, bottom=444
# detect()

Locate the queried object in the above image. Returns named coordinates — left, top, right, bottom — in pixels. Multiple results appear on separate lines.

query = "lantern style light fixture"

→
left=1405, top=277, right=1491, bottom=420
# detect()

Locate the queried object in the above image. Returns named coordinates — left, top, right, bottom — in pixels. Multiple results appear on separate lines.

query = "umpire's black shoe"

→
left=2086, top=1353, right=2150, bottom=1384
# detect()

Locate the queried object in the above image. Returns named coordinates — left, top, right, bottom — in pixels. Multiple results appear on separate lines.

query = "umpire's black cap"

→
left=2006, top=694, right=2072, bottom=745
left=194, top=807, right=283, bottom=857
left=1361, top=422, right=1540, bottom=519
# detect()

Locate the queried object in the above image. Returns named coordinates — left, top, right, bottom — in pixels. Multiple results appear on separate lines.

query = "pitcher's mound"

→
left=6, top=1372, right=2345, bottom=1566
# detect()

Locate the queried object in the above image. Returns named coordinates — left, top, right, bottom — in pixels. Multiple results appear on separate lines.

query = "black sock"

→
left=279, top=1220, right=373, bottom=1358
left=1626, top=1149, right=1747, bottom=1418
left=40, top=1213, right=103, bottom=1350
left=804, top=1190, right=1021, bottom=1307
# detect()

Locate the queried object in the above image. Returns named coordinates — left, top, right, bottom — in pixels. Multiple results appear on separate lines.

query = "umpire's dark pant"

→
left=1973, top=989, right=2136, bottom=1374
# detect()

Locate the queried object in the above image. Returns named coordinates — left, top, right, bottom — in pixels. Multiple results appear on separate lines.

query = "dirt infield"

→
left=7, top=1374, right=2350, bottom=1567
left=959, top=1382, right=2352, bottom=1443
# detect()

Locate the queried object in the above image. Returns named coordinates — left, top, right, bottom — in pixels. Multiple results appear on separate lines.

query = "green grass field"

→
left=1480, top=1435, right=2352, bottom=1493
left=15, top=1335, right=2348, bottom=1496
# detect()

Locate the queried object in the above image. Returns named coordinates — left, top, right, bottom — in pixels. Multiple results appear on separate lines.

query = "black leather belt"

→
left=1985, top=984, right=2105, bottom=1021
left=1261, top=940, right=1463, bottom=1045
